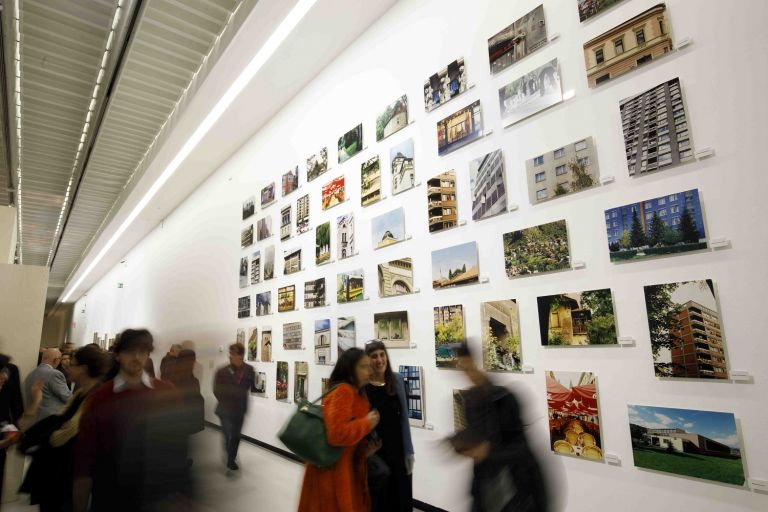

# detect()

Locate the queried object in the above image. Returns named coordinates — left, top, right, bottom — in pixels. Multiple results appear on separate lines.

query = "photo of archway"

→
left=378, top=258, right=413, bottom=298
left=481, top=300, right=521, bottom=372
left=314, top=319, right=331, bottom=365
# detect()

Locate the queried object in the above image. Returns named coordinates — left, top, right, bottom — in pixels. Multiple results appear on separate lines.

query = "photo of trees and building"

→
left=390, top=138, right=415, bottom=195
left=338, top=124, right=362, bottom=164
left=431, top=241, right=479, bottom=289
left=315, top=221, right=331, bottom=265
left=337, top=268, right=364, bottom=303
left=247, top=327, right=258, bottom=361
left=526, top=137, right=599, bottom=204
left=503, top=219, right=570, bottom=278
left=605, top=189, right=707, bottom=262
left=643, top=279, right=727, bottom=379
left=481, top=300, right=521, bottom=371
left=547, top=371, right=603, bottom=460
left=537, top=289, right=617, bottom=346
left=375, top=95, right=408, bottom=142
left=306, top=147, right=328, bottom=182
left=276, top=361, right=289, bottom=401
left=434, top=304, right=465, bottom=368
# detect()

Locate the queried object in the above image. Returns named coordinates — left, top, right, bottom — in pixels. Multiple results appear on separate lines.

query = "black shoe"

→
left=227, top=461, right=239, bottom=471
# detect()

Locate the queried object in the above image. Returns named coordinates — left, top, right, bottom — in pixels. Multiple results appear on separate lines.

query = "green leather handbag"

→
left=278, top=385, right=343, bottom=468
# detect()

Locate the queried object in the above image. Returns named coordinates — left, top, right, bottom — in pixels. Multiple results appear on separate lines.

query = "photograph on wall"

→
left=538, top=289, right=617, bottom=346
left=314, top=319, right=332, bottom=365
left=427, top=171, right=458, bottom=233
left=431, top=241, right=479, bottom=289
left=241, top=224, right=253, bottom=248
left=277, top=285, right=296, bottom=313
left=307, top=147, right=328, bottom=182
left=338, top=124, right=363, bottom=164
left=498, top=58, right=562, bottom=126
left=605, top=189, right=707, bottom=262
left=481, top=300, right=522, bottom=372
left=527, top=137, right=599, bottom=204
left=503, top=219, right=570, bottom=278
left=260, top=182, right=276, bottom=209
left=378, top=258, right=413, bottom=298
left=547, top=371, right=603, bottom=460
left=247, top=327, right=258, bottom=361
left=361, top=156, right=382, bottom=207
left=437, top=100, right=484, bottom=156
left=304, top=278, right=326, bottom=309
left=280, top=204, right=292, bottom=241
left=294, top=362, right=309, bottom=402
left=257, top=216, right=272, bottom=241
left=578, top=0, right=627, bottom=22
left=236, top=328, right=246, bottom=346
left=255, top=291, right=272, bottom=316
left=469, top=149, right=507, bottom=221
left=282, top=165, right=299, bottom=196
left=250, top=250, right=260, bottom=285
left=260, top=328, right=272, bottom=362
left=321, top=176, right=345, bottom=211
left=296, top=194, right=310, bottom=235
left=276, top=361, right=289, bottom=401
left=453, top=389, right=468, bottom=431
left=398, top=365, right=425, bottom=427
left=584, top=4, right=672, bottom=88
left=628, top=404, right=744, bottom=485
left=315, top=221, right=331, bottom=265
left=374, top=311, right=410, bottom=348
left=424, top=58, right=468, bottom=112
left=239, top=256, right=248, bottom=289
left=391, top=138, right=415, bottom=195
left=237, top=295, right=251, bottom=319
left=242, top=196, right=255, bottom=220
left=643, top=279, right=728, bottom=379
left=371, top=207, right=405, bottom=249
left=488, top=4, right=548, bottom=74
left=434, top=305, right=465, bottom=368
left=254, top=371, right=266, bottom=397
left=621, top=77, right=694, bottom=176
left=283, top=321, right=302, bottom=350
left=376, top=95, right=409, bottom=142
left=263, top=245, right=275, bottom=280
left=337, top=268, right=364, bottom=303
left=283, top=248, right=301, bottom=275
left=337, top=316, right=356, bottom=356
left=337, top=213, right=355, bottom=260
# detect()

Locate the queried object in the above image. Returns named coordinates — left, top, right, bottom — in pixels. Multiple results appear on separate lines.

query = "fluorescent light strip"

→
left=61, top=0, right=318, bottom=302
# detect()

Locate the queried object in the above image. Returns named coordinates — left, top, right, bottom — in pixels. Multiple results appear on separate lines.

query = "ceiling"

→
left=1, top=0, right=398, bottom=310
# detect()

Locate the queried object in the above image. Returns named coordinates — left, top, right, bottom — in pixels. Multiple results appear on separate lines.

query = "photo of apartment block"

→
left=526, top=137, right=599, bottom=204
left=427, top=171, right=457, bottom=233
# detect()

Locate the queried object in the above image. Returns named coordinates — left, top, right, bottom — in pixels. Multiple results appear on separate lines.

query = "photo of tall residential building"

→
left=621, top=77, right=694, bottom=176
left=247, top=327, right=258, bottom=361
left=427, top=171, right=457, bottom=233
left=337, top=213, right=355, bottom=260
left=237, top=295, right=251, bottom=319
left=250, top=250, right=260, bottom=285
left=378, top=258, right=413, bottom=297
left=307, top=147, right=328, bottom=182
left=241, top=224, right=253, bottom=248
left=605, top=189, right=707, bottom=262
left=361, top=156, right=381, bottom=207
left=431, top=242, right=479, bottom=289
left=304, top=278, right=326, bottom=309
left=436, top=100, right=484, bottom=156
left=263, top=245, right=275, bottom=280
left=296, top=194, right=310, bottom=234
left=257, top=215, right=272, bottom=241
left=488, top=4, right=548, bottom=74
left=526, top=137, right=599, bottom=204
left=282, top=165, right=299, bottom=196
left=238, top=256, right=248, bottom=289
left=498, top=58, right=561, bottom=126
left=282, top=321, right=302, bottom=350
left=398, top=365, right=425, bottom=427
left=375, top=95, right=409, bottom=142
left=644, top=279, right=727, bottom=379
left=424, top=58, right=468, bottom=112
left=469, top=149, right=507, bottom=221
left=314, top=319, right=331, bottom=365
left=374, top=311, right=410, bottom=349
left=294, top=361, right=308, bottom=402
left=280, top=204, right=291, bottom=241
left=283, top=248, right=301, bottom=275
left=583, top=3, right=672, bottom=88
left=390, top=138, right=415, bottom=195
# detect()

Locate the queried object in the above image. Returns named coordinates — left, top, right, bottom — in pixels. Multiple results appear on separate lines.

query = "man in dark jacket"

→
left=0, top=354, right=24, bottom=503
left=213, top=343, right=256, bottom=471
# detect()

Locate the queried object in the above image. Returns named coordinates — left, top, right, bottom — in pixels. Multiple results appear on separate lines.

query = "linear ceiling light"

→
left=61, top=0, right=318, bottom=303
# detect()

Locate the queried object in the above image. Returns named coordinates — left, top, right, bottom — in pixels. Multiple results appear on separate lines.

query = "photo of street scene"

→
left=488, top=4, right=548, bottom=74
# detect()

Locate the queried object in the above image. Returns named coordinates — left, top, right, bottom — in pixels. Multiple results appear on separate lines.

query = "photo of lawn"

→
left=628, top=404, right=744, bottom=485
left=503, top=219, right=570, bottom=278
left=338, top=124, right=363, bottom=164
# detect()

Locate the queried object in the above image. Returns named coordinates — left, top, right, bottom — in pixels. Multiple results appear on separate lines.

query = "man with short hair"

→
left=160, top=343, right=182, bottom=381
left=23, top=348, right=71, bottom=422
left=59, top=352, right=74, bottom=391
left=213, top=343, right=256, bottom=471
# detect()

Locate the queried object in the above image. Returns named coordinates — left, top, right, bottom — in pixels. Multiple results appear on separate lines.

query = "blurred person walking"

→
left=171, top=349, right=205, bottom=440
left=23, top=348, right=71, bottom=423
left=73, top=329, right=190, bottom=512
left=213, top=343, right=256, bottom=471
left=0, top=354, right=24, bottom=504
left=160, top=344, right=182, bottom=381
left=59, top=352, right=74, bottom=391
left=297, top=348, right=380, bottom=512
left=451, top=343, right=549, bottom=512
left=364, top=341, right=414, bottom=512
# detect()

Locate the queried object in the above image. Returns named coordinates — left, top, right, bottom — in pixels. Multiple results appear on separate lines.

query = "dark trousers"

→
left=218, top=414, right=244, bottom=464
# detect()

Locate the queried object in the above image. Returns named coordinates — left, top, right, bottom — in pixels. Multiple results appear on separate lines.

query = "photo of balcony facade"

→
left=670, top=300, right=727, bottom=379
left=427, top=171, right=457, bottom=233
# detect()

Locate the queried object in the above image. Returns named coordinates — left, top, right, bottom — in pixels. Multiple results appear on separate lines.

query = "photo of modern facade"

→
left=378, top=258, right=413, bottom=297
left=277, top=285, right=296, bottom=312
left=314, top=319, right=331, bottom=364
left=282, top=166, right=299, bottom=196
left=337, top=213, right=355, bottom=259
left=250, top=250, right=260, bottom=285
left=398, top=365, right=425, bottom=426
left=263, top=245, right=275, bottom=280
left=294, top=361, right=308, bottom=402
left=280, top=204, right=291, bottom=241
left=283, top=249, right=301, bottom=275
left=469, top=149, right=507, bottom=221
left=361, top=155, right=381, bottom=206
left=241, top=224, right=253, bottom=248
left=257, top=216, right=272, bottom=241
left=282, top=321, right=302, bottom=349
left=488, top=4, right=548, bottom=74
left=526, top=137, right=599, bottom=203
left=375, top=95, right=408, bottom=142
left=436, top=100, right=484, bottom=156
left=584, top=3, right=672, bottom=88
left=498, top=58, right=561, bottom=126
left=237, top=295, right=250, bottom=318
left=424, top=58, right=467, bottom=112
left=621, top=77, right=694, bottom=176
left=374, top=310, right=410, bottom=348
left=296, top=194, right=310, bottom=234
left=434, top=304, right=465, bottom=368
left=304, top=278, right=326, bottom=309
left=390, top=138, right=415, bottom=195
left=307, top=147, right=328, bottom=182
left=427, top=171, right=457, bottom=233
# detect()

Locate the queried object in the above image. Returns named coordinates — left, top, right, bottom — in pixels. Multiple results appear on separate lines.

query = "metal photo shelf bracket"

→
left=695, top=147, right=715, bottom=159
left=507, top=203, right=519, bottom=212
left=710, top=237, right=731, bottom=249
left=618, top=336, right=635, bottom=347
left=604, top=453, right=621, bottom=466
left=600, top=175, right=615, bottom=185
left=572, top=260, right=586, bottom=269
left=522, top=365, right=534, bottom=374
left=748, top=478, right=768, bottom=492
left=730, top=370, right=752, bottom=383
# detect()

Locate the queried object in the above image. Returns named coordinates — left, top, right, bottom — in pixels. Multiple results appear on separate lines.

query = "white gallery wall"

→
left=71, top=0, right=768, bottom=510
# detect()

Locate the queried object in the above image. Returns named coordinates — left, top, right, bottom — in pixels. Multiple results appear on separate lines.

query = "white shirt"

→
left=113, top=371, right=154, bottom=393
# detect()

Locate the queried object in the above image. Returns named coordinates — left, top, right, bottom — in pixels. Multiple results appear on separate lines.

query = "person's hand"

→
left=460, top=441, right=490, bottom=464
left=405, top=454, right=415, bottom=475
left=366, top=437, right=382, bottom=457
left=366, top=409, right=380, bottom=430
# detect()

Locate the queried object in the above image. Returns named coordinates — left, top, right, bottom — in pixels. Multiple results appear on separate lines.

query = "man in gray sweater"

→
left=23, top=348, right=71, bottom=423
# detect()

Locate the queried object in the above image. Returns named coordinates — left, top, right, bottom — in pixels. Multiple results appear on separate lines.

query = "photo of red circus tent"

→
left=546, top=370, right=603, bottom=461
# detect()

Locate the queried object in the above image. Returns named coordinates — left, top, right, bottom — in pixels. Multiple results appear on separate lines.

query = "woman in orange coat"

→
left=298, top=348, right=380, bottom=512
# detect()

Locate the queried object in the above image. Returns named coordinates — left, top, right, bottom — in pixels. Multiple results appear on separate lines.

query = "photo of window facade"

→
left=398, top=365, right=425, bottom=427
left=237, top=295, right=250, bottom=319
left=282, top=321, right=302, bottom=350
left=294, top=361, right=308, bottom=402
left=261, top=329, right=272, bottom=362
left=280, top=204, right=291, bottom=241
left=260, top=182, right=275, bottom=208
left=282, top=166, right=299, bottom=196
left=526, top=137, right=599, bottom=203
left=241, top=224, right=253, bottom=248
left=296, top=194, right=310, bottom=234
left=374, top=311, right=410, bottom=348
left=375, top=95, right=408, bottom=142
left=436, top=100, right=483, bottom=156
left=361, top=155, right=381, bottom=207
left=427, top=171, right=457, bottom=233
left=391, top=138, right=415, bottom=195
left=424, top=58, right=467, bottom=112
left=378, top=258, right=413, bottom=297
left=337, top=213, right=355, bottom=260
left=470, top=149, right=507, bottom=221
left=277, top=285, right=296, bottom=312
left=250, top=251, right=260, bottom=285
left=314, top=319, right=331, bottom=365
left=621, top=77, right=694, bottom=176
left=304, top=278, right=326, bottom=309
left=583, top=3, right=672, bottom=88
left=488, top=4, right=548, bottom=74
left=316, top=221, right=330, bottom=265
left=283, top=249, right=301, bottom=275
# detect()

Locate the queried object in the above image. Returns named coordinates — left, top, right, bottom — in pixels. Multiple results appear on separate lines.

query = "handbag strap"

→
left=309, top=384, right=341, bottom=405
